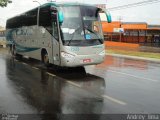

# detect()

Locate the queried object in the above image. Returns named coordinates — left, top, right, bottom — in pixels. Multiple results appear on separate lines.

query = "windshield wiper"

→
left=85, top=28, right=103, bottom=44
left=67, top=26, right=103, bottom=46
left=67, top=26, right=81, bottom=46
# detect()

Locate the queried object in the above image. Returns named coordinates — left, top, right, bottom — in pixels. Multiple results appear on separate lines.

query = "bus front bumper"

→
left=60, top=54, right=105, bottom=67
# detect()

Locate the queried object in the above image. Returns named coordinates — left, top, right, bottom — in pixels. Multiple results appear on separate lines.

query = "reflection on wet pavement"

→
left=0, top=56, right=106, bottom=116
left=1, top=49, right=160, bottom=119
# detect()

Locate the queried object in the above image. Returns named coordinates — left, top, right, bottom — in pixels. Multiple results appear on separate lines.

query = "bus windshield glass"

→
left=59, top=6, right=103, bottom=46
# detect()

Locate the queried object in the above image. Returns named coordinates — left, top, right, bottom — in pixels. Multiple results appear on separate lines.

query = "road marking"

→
left=65, top=80, right=126, bottom=106
left=109, top=69, right=159, bottom=82
left=66, top=81, right=81, bottom=88
left=22, top=62, right=28, bottom=65
left=32, top=67, right=39, bottom=70
left=102, top=95, right=127, bottom=105
left=47, top=72, right=56, bottom=77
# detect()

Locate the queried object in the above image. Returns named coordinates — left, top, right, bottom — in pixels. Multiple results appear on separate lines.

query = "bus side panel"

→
left=6, top=26, right=54, bottom=64
left=36, top=26, right=53, bottom=64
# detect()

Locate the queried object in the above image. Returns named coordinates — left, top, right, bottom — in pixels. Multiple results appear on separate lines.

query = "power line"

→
left=108, top=0, right=160, bottom=11
left=108, top=0, right=160, bottom=10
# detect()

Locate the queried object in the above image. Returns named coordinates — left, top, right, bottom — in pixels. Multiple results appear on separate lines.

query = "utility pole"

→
left=118, top=16, right=123, bottom=22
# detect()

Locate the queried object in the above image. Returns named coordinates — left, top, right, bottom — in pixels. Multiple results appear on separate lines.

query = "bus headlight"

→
left=61, top=52, right=75, bottom=58
left=99, top=50, right=106, bottom=56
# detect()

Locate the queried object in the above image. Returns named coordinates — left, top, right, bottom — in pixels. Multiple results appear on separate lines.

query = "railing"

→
left=103, top=32, right=160, bottom=47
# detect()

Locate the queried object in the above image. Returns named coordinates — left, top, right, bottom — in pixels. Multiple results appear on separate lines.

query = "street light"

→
left=33, top=0, right=41, bottom=26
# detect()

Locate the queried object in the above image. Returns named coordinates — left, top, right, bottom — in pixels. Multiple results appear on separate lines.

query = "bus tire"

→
left=11, top=45, right=23, bottom=59
left=42, top=50, right=50, bottom=67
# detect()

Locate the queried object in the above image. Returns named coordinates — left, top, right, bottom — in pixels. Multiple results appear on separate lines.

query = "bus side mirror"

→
left=106, top=12, right=112, bottom=23
left=58, top=11, right=64, bottom=24
left=98, top=8, right=112, bottom=23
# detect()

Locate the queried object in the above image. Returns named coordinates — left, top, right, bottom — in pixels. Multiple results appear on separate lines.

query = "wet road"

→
left=0, top=48, right=160, bottom=119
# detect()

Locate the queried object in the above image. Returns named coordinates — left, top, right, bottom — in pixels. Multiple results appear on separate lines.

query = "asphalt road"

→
left=0, top=48, right=160, bottom=119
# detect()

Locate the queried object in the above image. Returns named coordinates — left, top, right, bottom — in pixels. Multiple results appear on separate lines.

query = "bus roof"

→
left=7, top=2, right=97, bottom=21
left=43, top=2, right=96, bottom=7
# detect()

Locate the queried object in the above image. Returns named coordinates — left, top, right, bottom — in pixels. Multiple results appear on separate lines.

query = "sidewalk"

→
left=104, top=41, right=160, bottom=63
left=106, top=52, right=160, bottom=63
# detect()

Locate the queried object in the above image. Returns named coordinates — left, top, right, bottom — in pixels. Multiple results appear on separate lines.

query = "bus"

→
left=6, top=2, right=111, bottom=67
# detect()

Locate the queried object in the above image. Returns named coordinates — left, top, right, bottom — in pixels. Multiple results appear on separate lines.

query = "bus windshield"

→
left=59, top=6, right=104, bottom=46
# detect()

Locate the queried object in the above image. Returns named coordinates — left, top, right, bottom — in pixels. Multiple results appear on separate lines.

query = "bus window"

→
left=52, top=21, right=58, bottom=40
left=39, top=6, right=52, bottom=35
left=51, top=8, right=59, bottom=41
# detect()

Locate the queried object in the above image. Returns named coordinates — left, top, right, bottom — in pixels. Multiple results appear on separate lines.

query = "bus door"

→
left=51, top=9, right=60, bottom=65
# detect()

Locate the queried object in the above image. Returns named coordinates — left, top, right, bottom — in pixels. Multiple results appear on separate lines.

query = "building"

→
left=102, top=21, right=160, bottom=46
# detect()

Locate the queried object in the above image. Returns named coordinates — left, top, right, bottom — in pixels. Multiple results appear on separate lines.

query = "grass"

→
left=106, top=49, right=160, bottom=59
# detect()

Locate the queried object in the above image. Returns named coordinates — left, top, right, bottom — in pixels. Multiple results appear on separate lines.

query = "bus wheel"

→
left=42, top=51, right=49, bottom=67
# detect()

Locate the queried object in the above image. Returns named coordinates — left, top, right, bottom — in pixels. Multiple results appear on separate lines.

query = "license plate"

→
left=83, top=59, right=91, bottom=63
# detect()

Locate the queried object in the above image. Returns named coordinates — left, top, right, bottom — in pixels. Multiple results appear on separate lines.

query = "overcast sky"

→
left=0, top=0, right=160, bottom=27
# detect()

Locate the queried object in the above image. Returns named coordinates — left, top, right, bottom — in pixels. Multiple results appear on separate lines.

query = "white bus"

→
left=6, top=2, right=111, bottom=67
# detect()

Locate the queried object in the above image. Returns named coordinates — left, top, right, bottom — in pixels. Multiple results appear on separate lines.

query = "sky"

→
left=0, top=0, right=160, bottom=27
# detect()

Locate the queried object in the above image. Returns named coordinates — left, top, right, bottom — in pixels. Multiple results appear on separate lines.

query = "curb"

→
left=106, top=53, right=160, bottom=63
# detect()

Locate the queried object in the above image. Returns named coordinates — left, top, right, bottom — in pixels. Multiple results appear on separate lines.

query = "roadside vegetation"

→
left=107, top=49, right=160, bottom=59
left=0, top=0, right=12, bottom=7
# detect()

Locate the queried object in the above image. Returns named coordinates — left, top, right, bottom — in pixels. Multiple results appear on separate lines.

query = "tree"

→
left=0, top=0, right=12, bottom=7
